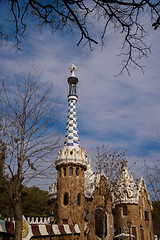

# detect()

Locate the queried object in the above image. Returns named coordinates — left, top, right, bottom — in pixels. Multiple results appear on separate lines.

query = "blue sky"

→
left=0, top=4, right=160, bottom=189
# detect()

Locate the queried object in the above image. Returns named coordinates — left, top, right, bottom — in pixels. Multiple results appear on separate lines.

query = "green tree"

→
left=0, top=0, right=160, bottom=73
left=0, top=185, right=50, bottom=219
left=0, top=184, right=13, bottom=219
left=0, top=73, right=60, bottom=240
left=21, top=185, right=50, bottom=217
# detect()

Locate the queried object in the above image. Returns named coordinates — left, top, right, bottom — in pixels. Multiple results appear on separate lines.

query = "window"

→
left=85, top=210, right=89, bottom=221
left=70, top=150, right=73, bottom=155
left=64, top=193, right=68, bottom=206
left=123, top=205, right=128, bottom=216
left=132, top=227, right=137, bottom=240
left=95, top=208, right=107, bottom=239
left=69, top=167, right=73, bottom=176
left=98, top=187, right=102, bottom=195
left=77, top=193, right=81, bottom=206
left=64, top=167, right=66, bottom=176
left=76, top=167, right=79, bottom=176
left=62, top=219, right=68, bottom=224
left=139, top=207, right=142, bottom=218
left=150, top=231, right=152, bottom=240
left=140, top=225, right=144, bottom=240
left=144, top=210, right=149, bottom=222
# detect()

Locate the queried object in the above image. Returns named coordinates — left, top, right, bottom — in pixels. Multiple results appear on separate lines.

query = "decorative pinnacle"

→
left=121, top=160, right=127, bottom=167
left=69, top=64, right=77, bottom=77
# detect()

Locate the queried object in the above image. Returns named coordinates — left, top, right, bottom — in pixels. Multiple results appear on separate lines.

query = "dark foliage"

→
left=152, top=201, right=160, bottom=236
left=0, top=185, right=50, bottom=219
left=21, top=185, right=50, bottom=217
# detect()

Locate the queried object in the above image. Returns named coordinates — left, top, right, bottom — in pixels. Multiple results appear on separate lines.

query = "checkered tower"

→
left=55, top=65, right=87, bottom=169
left=55, top=66, right=87, bottom=235
left=64, top=78, right=79, bottom=148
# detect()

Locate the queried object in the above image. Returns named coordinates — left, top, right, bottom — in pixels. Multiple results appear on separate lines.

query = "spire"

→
left=121, top=160, right=127, bottom=168
left=113, top=160, right=139, bottom=205
left=64, top=64, right=80, bottom=149
left=55, top=65, right=87, bottom=169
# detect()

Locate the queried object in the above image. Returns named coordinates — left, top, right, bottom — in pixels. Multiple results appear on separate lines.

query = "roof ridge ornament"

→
left=69, top=64, right=77, bottom=77
left=121, top=159, right=127, bottom=167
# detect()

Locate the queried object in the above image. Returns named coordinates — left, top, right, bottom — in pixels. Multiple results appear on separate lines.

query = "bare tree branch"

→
left=0, top=73, right=61, bottom=240
left=0, top=0, right=160, bottom=73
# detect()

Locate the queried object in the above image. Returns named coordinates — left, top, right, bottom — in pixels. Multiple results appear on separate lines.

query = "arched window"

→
left=85, top=210, right=89, bottom=221
left=77, top=193, right=81, bottom=206
left=132, top=226, right=137, bottom=240
left=95, top=208, right=107, bottom=239
left=64, top=193, right=68, bottom=206
left=123, top=205, right=128, bottom=216
left=63, top=167, right=66, bottom=176
left=140, top=225, right=144, bottom=240
left=144, top=210, right=149, bottom=221
left=139, top=207, right=142, bottom=218
left=76, top=167, right=79, bottom=176
left=69, top=167, right=73, bottom=176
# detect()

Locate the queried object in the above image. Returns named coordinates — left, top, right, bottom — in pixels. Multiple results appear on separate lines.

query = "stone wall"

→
left=113, top=189, right=154, bottom=240
left=85, top=177, right=114, bottom=240
left=55, top=163, right=86, bottom=240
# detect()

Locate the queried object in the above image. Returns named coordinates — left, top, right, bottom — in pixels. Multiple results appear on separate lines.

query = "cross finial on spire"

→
left=69, top=64, right=77, bottom=77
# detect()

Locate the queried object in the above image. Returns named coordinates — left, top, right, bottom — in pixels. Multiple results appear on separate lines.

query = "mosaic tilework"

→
left=64, top=96, right=80, bottom=148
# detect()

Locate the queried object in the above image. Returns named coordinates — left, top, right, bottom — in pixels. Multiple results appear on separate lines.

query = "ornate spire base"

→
left=55, top=147, right=87, bottom=170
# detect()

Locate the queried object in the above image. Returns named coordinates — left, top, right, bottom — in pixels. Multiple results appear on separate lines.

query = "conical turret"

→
left=113, top=161, right=139, bottom=205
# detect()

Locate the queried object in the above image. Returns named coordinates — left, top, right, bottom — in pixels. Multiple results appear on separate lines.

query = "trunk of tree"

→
left=12, top=196, right=22, bottom=240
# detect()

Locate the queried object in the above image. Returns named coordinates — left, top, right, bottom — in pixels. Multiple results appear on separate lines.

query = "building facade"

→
left=47, top=65, right=154, bottom=240
left=113, top=160, right=154, bottom=240
left=0, top=66, right=154, bottom=240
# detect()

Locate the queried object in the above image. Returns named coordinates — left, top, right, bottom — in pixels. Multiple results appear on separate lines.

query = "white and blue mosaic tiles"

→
left=64, top=95, right=80, bottom=149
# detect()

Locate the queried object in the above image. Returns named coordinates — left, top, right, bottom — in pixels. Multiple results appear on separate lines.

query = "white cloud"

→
left=0, top=17, right=160, bottom=189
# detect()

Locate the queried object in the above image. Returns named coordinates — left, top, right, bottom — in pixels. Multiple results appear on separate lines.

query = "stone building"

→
left=113, top=160, right=154, bottom=240
left=47, top=65, right=154, bottom=240
left=0, top=65, right=154, bottom=240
